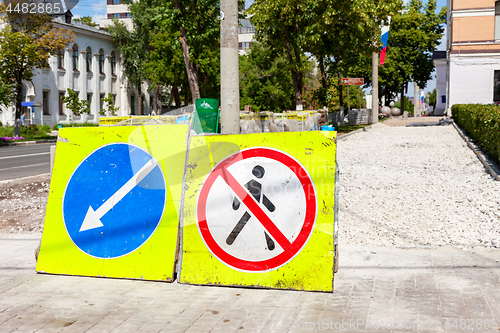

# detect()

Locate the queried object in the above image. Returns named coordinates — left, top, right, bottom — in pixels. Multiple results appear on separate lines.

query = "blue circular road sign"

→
left=63, top=143, right=166, bottom=259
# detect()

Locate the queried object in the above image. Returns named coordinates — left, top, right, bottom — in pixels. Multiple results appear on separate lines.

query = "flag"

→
left=380, top=19, right=391, bottom=65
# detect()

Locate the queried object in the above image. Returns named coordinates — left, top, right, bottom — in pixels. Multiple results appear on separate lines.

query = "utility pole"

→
left=220, top=0, right=240, bottom=134
left=371, top=52, right=378, bottom=124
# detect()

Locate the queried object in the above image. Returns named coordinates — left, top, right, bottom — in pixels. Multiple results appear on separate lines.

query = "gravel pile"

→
left=337, top=123, right=500, bottom=249
left=0, top=174, right=50, bottom=234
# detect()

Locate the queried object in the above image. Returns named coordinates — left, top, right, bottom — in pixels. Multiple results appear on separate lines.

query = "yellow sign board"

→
left=180, top=131, right=337, bottom=291
left=36, top=125, right=189, bottom=281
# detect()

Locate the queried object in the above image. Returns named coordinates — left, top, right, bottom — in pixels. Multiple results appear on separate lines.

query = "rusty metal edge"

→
left=453, top=122, right=500, bottom=181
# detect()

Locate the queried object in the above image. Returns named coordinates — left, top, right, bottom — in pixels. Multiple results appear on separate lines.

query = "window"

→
left=86, top=47, right=92, bottom=72
left=113, top=0, right=120, bottom=4
left=43, top=91, right=50, bottom=115
left=496, top=1, right=500, bottom=39
left=59, top=92, right=65, bottom=115
left=87, top=93, right=92, bottom=113
left=99, top=49, right=105, bottom=74
left=57, top=49, right=64, bottom=69
left=100, top=93, right=105, bottom=112
left=113, top=13, right=120, bottom=18
left=72, top=45, right=79, bottom=71
left=238, top=19, right=255, bottom=34
left=494, top=71, right=500, bottom=101
left=126, top=13, right=132, bottom=18
left=238, top=42, right=252, bottom=50
left=110, top=51, right=116, bottom=75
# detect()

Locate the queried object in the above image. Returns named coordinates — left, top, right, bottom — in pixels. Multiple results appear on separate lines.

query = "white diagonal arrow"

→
left=79, top=158, right=159, bottom=232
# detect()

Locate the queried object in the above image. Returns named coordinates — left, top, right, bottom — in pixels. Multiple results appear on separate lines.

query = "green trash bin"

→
left=192, top=98, right=219, bottom=134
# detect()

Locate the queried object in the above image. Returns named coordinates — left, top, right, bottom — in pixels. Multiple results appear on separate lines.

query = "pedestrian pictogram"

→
left=63, top=143, right=166, bottom=259
left=227, top=165, right=276, bottom=250
left=196, top=147, right=317, bottom=272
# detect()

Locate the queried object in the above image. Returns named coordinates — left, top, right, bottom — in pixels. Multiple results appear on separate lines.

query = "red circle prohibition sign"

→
left=196, top=147, right=317, bottom=271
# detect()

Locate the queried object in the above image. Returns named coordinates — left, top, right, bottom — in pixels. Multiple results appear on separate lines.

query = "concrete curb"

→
left=453, top=122, right=500, bottom=181
left=0, top=139, right=57, bottom=147
left=337, top=122, right=382, bottom=141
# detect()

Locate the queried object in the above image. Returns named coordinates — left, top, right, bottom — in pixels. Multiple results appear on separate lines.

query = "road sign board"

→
left=196, top=147, right=317, bottom=272
left=180, top=131, right=337, bottom=292
left=36, top=125, right=189, bottom=281
left=63, top=143, right=165, bottom=259
left=342, top=78, right=364, bottom=85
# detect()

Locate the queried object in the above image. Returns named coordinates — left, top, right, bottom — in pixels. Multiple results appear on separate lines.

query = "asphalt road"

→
left=0, top=143, right=54, bottom=181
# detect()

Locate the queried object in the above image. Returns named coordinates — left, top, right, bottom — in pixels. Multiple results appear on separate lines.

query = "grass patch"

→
left=335, top=124, right=372, bottom=135
left=0, top=124, right=55, bottom=143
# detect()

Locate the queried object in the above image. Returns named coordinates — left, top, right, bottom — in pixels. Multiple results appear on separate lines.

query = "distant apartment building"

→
left=447, top=0, right=500, bottom=110
left=100, top=0, right=133, bottom=29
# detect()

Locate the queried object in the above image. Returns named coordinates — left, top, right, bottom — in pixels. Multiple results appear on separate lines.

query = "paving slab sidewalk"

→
left=1, top=233, right=499, bottom=333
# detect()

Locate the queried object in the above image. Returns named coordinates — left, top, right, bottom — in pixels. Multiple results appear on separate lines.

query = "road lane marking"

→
left=0, top=152, right=50, bottom=160
left=0, top=162, right=49, bottom=171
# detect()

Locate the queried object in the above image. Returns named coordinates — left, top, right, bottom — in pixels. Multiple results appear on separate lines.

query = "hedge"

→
left=451, top=104, right=500, bottom=165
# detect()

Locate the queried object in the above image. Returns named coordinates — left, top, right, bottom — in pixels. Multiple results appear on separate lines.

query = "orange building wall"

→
left=452, top=16, right=495, bottom=42
left=453, top=0, right=494, bottom=10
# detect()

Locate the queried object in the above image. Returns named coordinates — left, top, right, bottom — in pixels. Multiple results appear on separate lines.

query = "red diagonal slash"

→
left=217, top=166, right=292, bottom=250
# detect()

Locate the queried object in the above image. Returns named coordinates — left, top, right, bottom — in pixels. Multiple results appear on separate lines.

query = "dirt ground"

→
left=0, top=174, right=50, bottom=234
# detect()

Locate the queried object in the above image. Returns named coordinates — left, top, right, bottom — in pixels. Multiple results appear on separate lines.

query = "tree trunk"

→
left=14, top=81, right=23, bottom=137
left=155, top=85, right=163, bottom=115
left=401, top=78, right=405, bottom=114
left=138, top=88, right=143, bottom=116
left=172, top=0, right=200, bottom=104
left=283, top=27, right=302, bottom=110
left=172, top=85, right=181, bottom=109
left=319, top=56, right=328, bottom=103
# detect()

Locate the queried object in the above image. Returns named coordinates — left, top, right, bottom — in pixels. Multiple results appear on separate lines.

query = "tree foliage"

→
left=109, top=19, right=148, bottom=115
left=73, top=16, right=98, bottom=27
left=150, top=0, right=221, bottom=102
left=239, top=42, right=295, bottom=112
left=0, top=80, right=15, bottom=111
left=62, top=88, right=89, bottom=123
left=0, top=5, right=74, bottom=134
left=100, top=93, right=119, bottom=116
left=248, top=0, right=400, bottom=110
left=378, top=0, right=446, bottom=105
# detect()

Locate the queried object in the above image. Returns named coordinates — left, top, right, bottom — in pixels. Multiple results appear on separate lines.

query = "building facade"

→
left=0, top=15, right=154, bottom=127
left=100, top=0, right=133, bottom=30
left=447, top=0, right=500, bottom=110
left=433, top=51, right=447, bottom=115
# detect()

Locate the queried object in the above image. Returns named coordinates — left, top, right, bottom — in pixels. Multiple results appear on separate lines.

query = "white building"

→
left=446, top=0, right=500, bottom=111
left=0, top=13, right=154, bottom=127
left=432, top=51, right=446, bottom=115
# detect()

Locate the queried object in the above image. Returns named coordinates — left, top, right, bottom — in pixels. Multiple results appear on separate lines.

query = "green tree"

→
left=428, top=88, right=437, bottom=109
left=73, top=16, right=98, bottom=27
left=239, top=42, right=295, bottom=112
left=109, top=19, right=148, bottom=115
left=0, top=80, right=14, bottom=111
left=379, top=0, right=446, bottom=108
left=62, top=89, right=89, bottom=123
left=151, top=0, right=221, bottom=103
left=0, top=6, right=74, bottom=135
left=248, top=0, right=317, bottom=110
left=100, top=93, right=119, bottom=116
left=249, top=0, right=399, bottom=112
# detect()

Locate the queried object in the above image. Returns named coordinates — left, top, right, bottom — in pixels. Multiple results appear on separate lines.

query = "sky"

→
left=71, top=0, right=448, bottom=96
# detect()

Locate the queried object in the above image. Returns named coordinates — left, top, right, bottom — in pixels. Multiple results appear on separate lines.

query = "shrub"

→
left=451, top=104, right=500, bottom=165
